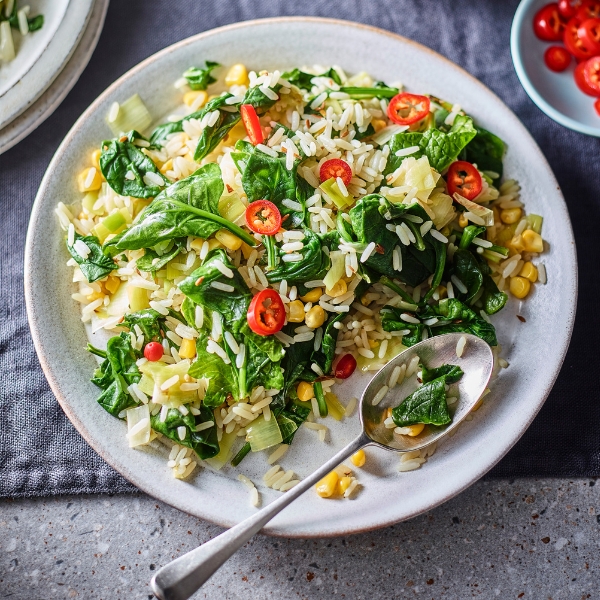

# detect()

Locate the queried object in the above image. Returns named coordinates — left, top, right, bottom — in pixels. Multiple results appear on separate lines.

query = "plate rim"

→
left=511, top=0, right=600, bottom=137
left=25, top=16, right=578, bottom=537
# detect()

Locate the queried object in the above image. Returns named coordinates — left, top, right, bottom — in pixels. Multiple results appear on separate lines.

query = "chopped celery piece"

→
left=0, top=22, right=15, bottom=63
left=495, top=222, right=518, bottom=246
left=320, top=177, right=352, bottom=208
left=126, top=404, right=151, bottom=447
left=324, top=392, right=345, bottom=421
left=107, top=282, right=130, bottom=316
left=205, top=430, right=237, bottom=470
left=246, top=414, right=283, bottom=452
left=127, top=285, right=150, bottom=312
left=82, top=192, right=101, bottom=215
left=107, top=93, right=152, bottom=136
left=92, top=222, right=111, bottom=244
left=138, top=374, right=155, bottom=396
left=323, top=251, right=345, bottom=289
left=218, top=193, right=246, bottom=224
left=526, top=214, right=543, bottom=234
left=103, top=210, right=127, bottom=233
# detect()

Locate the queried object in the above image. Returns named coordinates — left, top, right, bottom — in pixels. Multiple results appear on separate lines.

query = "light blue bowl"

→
left=511, top=0, right=600, bottom=136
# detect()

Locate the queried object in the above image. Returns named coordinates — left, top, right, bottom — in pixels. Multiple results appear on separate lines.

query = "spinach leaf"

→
left=150, top=405, right=219, bottom=460
left=241, top=84, right=282, bottom=113
left=463, top=126, right=505, bottom=183
left=451, top=248, right=484, bottom=302
left=279, top=401, right=311, bottom=445
left=458, top=225, right=487, bottom=250
left=89, top=334, right=141, bottom=418
left=136, top=240, right=183, bottom=272
left=240, top=322, right=285, bottom=363
left=310, top=313, right=345, bottom=375
left=245, top=339, right=285, bottom=394
left=231, top=140, right=307, bottom=227
left=379, top=309, right=424, bottom=346
left=424, top=298, right=498, bottom=346
left=385, top=115, right=477, bottom=174
left=266, top=229, right=329, bottom=284
left=392, top=370, right=460, bottom=428
left=183, top=61, right=220, bottom=90
left=122, top=309, right=165, bottom=342
left=66, top=233, right=115, bottom=283
left=282, top=67, right=342, bottom=89
left=110, top=164, right=256, bottom=251
left=180, top=249, right=252, bottom=335
left=420, top=363, right=464, bottom=384
left=99, top=130, right=169, bottom=198
left=5, top=2, right=43, bottom=31
left=482, top=275, right=508, bottom=315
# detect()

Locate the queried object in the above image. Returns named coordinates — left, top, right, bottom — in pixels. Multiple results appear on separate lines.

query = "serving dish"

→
left=0, top=0, right=95, bottom=141
left=512, top=0, right=600, bottom=136
left=25, top=17, right=577, bottom=537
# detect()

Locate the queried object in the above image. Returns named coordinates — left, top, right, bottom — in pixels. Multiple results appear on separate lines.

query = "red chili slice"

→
left=576, top=0, right=600, bottom=20
left=533, top=3, right=567, bottom=41
left=446, top=161, right=483, bottom=201
left=387, top=93, right=430, bottom=125
left=245, top=200, right=282, bottom=235
left=583, top=55, right=600, bottom=93
left=574, top=60, right=600, bottom=94
left=144, top=342, right=164, bottom=362
left=544, top=45, right=572, bottom=71
left=334, top=354, right=357, bottom=379
left=247, top=289, right=286, bottom=336
left=558, top=0, right=579, bottom=18
left=595, top=97, right=600, bottom=114
left=319, top=159, right=352, bottom=186
left=577, top=18, right=600, bottom=52
left=564, top=16, right=596, bottom=60
left=240, top=104, right=264, bottom=145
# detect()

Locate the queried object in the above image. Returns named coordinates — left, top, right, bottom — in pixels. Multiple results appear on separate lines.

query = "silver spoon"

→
left=151, top=332, right=493, bottom=600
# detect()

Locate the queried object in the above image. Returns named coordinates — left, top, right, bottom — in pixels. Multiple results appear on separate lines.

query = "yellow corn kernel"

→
left=507, top=234, right=526, bottom=255
left=183, top=90, right=208, bottom=108
left=500, top=207, right=522, bottom=224
left=437, top=285, right=447, bottom=299
left=458, top=213, right=468, bottom=228
left=521, top=229, right=544, bottom=253
left=179, top=338, right=197, bottom=359
left=519, top=261, right=538, bottom=283
left=240, top=242, right=255, bottom=259
left=337, top=476, right=353, bottom=495
left=190, top=238, right=205, bottom=252
left=287, top=300, right=305, bottom=323
left=440, top=225, right=451, bottom=238
left=296, top=381, right=314, bottom=402
left=315, top=471, right=339, bottom=498
left=491, top=205, right=501, bottom=225
left=159, top=159, right=173, bottom=175
left=350, top=449, right=366, bottom=468
left=91, top=149, right=102, bottom=170
left=86, top=291, right=104, bottom=302
left=104, top=275, right=121, bottom=295
left=509, top=276, right=531, bottom=299
left=77, top=167, right=102, bottom=193
left=215, top=229, right=242, bottom=251
left=305, top=305, right=326, bottom=329
left=207, top=238, right=224, bottom=251
left=225, top=63, right=249, bottom=87
left=326, top=279, right=347, bottom=298
left=300, top=287, right=323, bottom=303
left=403, top=423, right=425, bottom=437
left=371, top=118, right=387, bottom=132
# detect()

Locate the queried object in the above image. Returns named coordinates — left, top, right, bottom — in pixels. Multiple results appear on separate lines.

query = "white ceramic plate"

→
left=0, top=0, right=108, bottom=155
left=25, top=18, right=577, bottom=537
left=0, top=0, right=94, bottom=134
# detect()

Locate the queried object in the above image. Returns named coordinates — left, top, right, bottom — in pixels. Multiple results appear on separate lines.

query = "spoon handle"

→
left=151, top=432, right=369, bottom=600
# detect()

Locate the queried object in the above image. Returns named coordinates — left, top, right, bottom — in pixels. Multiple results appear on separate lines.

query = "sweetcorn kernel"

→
left=77, top=167, right=102, bottom=192
left=305, top=305, right=326, bottom=329
left=326, top=279, right=347, bottom=298
left=371, top=118, right=387, bottom=132
left=350, top=449, right=366, bottom=467
left=225, top=63, right=249, bottom=87
left=458, top=213, right=468, bottom=228
left=159, top=159, right=173, bottom=175
left=91, top=149, right=102, bottom=170
left=179, top=338, right=197, bottom=359
left=300, top=288, right=322, bottom=303
left=337, top=476, right=353, bottom=495
left=315, top=471, right=339, bottom=498
left=297, top=381, right=314, bottom=402
left=401, top=423, right=425, bottom=437
left=104, top=275, right=121, bottom=295
left=287, top=300, right=305, bottom=323
left=521, top=229, right=544, bottom=253
left=500, top=207, right=522, bottom=224
left=519, top=261, right=538, bottom=283
left=183, top=90, right=207, bottom=108
left=509, top=276, right=531, bottom=299
left=190, top=238, right=205, bottom=251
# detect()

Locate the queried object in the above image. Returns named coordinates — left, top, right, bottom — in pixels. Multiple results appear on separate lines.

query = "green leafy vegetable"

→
left=385, top=115, right=477, bottom=174
left=150, top=405, right=219, bottom=459
left=183, top=61, right=220, bottom=90
left=4, top=2, right=43, bottom=31
left=66, top=233, right=115, bottom=283
left=420, top=363, right=464, bottom=384
left=122, top=309, right=165, bottom=342
left=462, top=126, right=505, bottom=183
left=89, top=334, right=141, bottom=418
left=99, top=131, right=169, bottom=198
left=136, top=240, right=183, bottom=272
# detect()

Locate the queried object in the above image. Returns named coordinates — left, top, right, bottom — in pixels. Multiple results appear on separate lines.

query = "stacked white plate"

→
left=0, top=0, right=109, bottom=154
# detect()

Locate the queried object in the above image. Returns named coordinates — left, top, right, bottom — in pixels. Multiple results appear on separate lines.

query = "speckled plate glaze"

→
left=25, top=18, right=577, bottom=537
left=0, top=0, right=95, bottom=136
left=512, top=0, right=600, bottom=136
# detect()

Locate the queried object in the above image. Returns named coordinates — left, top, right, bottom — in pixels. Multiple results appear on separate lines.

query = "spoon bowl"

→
left=361, top=333, right=494, bottom=452
left=152, top=332, right=494, bottom=600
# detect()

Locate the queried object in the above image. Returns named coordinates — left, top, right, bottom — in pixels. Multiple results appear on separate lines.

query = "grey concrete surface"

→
left=0, top=478, right=598, bottom=599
